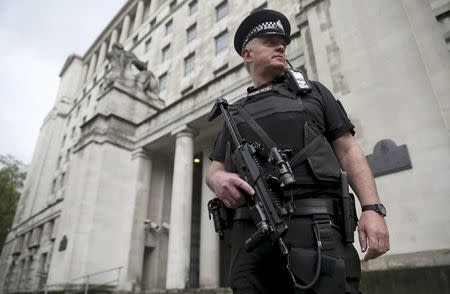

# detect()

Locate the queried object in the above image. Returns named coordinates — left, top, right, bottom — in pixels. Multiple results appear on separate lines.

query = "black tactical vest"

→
left=226, top=80, right=342, bottom=195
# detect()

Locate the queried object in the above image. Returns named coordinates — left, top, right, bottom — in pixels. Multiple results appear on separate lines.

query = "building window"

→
left=57, top=156, right=62, bottom=168
left=61, top=135, right=66, bottom=147
left=5, top=262, right=15, bottom=291
left=159, top=72, right=168, bottom=92
left=47, top=220, right=55, bottom=241
left=215, top=30, right=228, bottom=55
left=60, top=172, right=66, bottom=188
left=24, top=232, right=32, bottom=248
left=38, top=253, right=48, bottom=289
left=25, top=257, right=34, bottom=283
left=76, top=105, right=81, bottom=116
left=150, top=17, right=157, bottom=28
left=51, top=179, right=57, bottom=193
left=165, top=19, right=173, bottom=35
left=18, top=259, right=26, bottom=285
left=71, top=127, right=75, bottom=138
left=132, top=35, right=139, bottom=45
left=66, top=148, right=71, bottom=161
left=145, top=38, right=152, bottom=53
left=31, top=226, right=42, bottom=247
left=184, top=53, right=195, bottom=76
left=162, top=44, right=170, bottom=63
left=189, top=0, right=198, bottom=15
left=82, top=116, right=87, bottom=123
left=216, top=1, right=228, bottom=21
left=186, top=23, right=197, bottom=44
left=214, top=63, right=229, bottom=76
left=86, top=95, right=91, bottom=106
left=170, top=0, right=177, bottom=9
left=66, top=115, right=71, bottom=125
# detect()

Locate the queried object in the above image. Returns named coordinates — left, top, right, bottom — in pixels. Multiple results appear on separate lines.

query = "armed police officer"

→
left=206, top=9, right=389, bottom=294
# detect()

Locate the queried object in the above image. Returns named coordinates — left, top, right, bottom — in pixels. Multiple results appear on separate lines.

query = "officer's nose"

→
left=275, top=43, right=285, bottom=54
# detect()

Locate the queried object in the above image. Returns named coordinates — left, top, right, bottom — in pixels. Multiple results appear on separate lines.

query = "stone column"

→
left=148, top=0, right=158, bottom=16
left=133, top=1, right=145, bottom=31
left=119, top=15, right=131, bottom=44
left=199, top=147, right=220, bottom=287
left=96, top=41, right=107, bottom=70
left=126, top=148, right=152, bottom=291
left=109, top=29, right=119, bottom=50
left=86, top=53, right=97, bottom=80
left=166, top=126, right=195, bottom=289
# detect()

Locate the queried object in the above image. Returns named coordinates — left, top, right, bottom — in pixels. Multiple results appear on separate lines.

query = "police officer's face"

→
left=243, top=35, right=287, bottom=79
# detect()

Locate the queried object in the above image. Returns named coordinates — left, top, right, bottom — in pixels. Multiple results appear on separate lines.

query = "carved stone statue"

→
left=105, top=43, right=163, bottom=106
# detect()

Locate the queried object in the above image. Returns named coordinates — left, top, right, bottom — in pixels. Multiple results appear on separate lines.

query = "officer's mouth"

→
left=273, top=55, right=285, bottom=61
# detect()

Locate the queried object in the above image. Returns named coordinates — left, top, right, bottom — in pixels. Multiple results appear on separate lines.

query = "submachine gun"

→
left=207, top=98, right=296, bottom=254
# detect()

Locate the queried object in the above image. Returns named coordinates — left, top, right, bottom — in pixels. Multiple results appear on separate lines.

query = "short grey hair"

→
left=243, top=38, right=256, bottom=73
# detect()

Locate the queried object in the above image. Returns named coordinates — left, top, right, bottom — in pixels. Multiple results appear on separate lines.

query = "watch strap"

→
left=362, top=204, right=386, bottom=217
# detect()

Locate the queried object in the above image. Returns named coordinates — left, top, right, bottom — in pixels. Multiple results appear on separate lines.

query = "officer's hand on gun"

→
left=209, top=169, right=255, bottom=208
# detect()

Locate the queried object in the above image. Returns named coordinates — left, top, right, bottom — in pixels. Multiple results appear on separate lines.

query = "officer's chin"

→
left=265, top=63, right=287, bottom=78
left=273, top=66, right=287, bottom=77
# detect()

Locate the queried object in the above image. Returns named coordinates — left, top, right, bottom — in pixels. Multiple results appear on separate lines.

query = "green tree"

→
left=0, top=155, right=26, bottom=249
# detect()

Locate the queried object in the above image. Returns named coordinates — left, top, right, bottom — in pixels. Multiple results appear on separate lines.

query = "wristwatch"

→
left=362, top=204, right=386, bottom=217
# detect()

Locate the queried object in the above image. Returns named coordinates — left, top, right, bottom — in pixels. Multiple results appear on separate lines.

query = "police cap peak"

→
left=234, top=9, right=291, bottom=56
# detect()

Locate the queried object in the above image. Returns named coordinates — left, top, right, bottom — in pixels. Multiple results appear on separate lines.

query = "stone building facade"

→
left=0, top=0, right=449, bottom=293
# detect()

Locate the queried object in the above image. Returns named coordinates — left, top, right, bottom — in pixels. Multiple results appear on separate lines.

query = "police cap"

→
left=234, top=9, right=291, bottom=56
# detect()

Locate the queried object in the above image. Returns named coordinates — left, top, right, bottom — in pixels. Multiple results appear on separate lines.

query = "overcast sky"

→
left=0, top=0, right=126, bottom=164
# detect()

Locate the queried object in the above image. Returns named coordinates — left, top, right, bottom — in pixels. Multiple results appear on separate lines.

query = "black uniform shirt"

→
left=209, top=77, right=355, bottom=164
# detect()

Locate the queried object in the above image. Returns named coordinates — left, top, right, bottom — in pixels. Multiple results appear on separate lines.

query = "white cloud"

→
left=0, top=0, right=125, bottom=164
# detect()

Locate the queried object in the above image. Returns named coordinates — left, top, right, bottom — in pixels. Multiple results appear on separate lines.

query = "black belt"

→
left=233, top=198, right=337, bottom=221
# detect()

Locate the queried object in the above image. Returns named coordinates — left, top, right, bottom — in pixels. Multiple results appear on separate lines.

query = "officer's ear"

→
left=242, top=48, right=252, bottom=63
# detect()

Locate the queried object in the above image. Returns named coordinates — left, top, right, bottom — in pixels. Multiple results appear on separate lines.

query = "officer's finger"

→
left=385, top=235, right=391, bottom=252
left=221, top=198, right=232, bottom=208
left=364, top=234, right=379, bottom=261
left=378, top=231, right=390, bottom=254
left=232, top=177, right=255, bottom=196
left=226, top=185, right=245, bottom=204
left=358, top=227, right=367, bottom=252
left=364, top=247, right=377, bottom=261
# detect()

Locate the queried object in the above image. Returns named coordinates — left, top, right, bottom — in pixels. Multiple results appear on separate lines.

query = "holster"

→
left=340, top=172, right=358, bottom=243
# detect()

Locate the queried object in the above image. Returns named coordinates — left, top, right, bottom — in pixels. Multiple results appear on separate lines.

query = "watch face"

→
left=377, top=204, right=387, bottom=216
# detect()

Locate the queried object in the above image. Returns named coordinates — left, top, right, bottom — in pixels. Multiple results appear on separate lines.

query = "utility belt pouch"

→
left=208, top=198, right=232, bottom=240
left=340, top=172, right=358, bottom=243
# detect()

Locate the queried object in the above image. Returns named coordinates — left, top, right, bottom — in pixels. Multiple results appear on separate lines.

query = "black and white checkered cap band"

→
left=241, top=20, right=285, bottom=52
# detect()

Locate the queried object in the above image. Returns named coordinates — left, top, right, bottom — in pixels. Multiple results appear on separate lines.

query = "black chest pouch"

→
left=303, top=121, right=341, bottom=183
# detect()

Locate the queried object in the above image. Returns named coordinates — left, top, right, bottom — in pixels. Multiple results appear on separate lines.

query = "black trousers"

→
left=228, top=217, right=361, bottom=294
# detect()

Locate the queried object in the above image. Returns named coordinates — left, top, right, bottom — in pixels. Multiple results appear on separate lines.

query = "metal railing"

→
left=43, top=266, right=123, bottom=294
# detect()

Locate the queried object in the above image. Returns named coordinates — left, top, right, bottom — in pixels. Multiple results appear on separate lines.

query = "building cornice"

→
left=82, top=0, right=136, bottom=61
left=58, top=54, right=83, bottom=77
